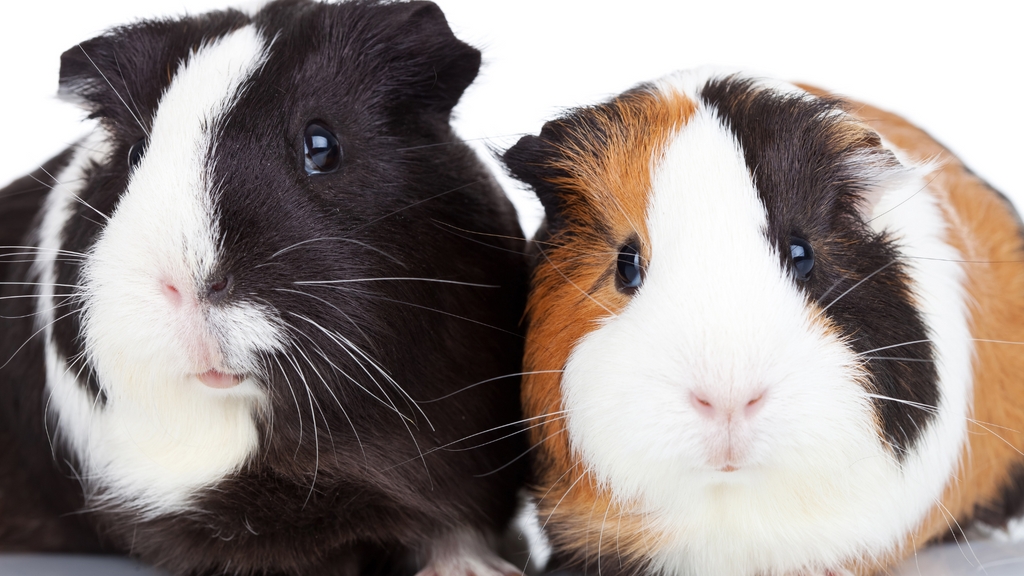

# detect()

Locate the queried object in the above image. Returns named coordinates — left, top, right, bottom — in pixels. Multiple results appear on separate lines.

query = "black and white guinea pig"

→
left=0, top=1, right=530, bottom=574
left=502, top=68, right=1024, bottom=576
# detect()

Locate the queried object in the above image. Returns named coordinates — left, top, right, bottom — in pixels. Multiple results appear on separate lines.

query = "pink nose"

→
left=690, top=390, right=767, bottom=420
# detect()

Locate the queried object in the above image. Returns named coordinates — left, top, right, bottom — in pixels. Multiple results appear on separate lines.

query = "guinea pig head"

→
left=41, top=0, right=525, bottom=526
left=504, top=70, right=971, bottom=574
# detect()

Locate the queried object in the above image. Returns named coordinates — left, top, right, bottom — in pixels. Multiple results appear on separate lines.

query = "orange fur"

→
left=522, top=88, right=695, bottom=569
left=525, top=82, right=1024, bottom=574
left=835, top=95, right=1024, bottom=573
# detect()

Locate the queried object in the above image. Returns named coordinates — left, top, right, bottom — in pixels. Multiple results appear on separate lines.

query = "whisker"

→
left=283, top=317, right=431, bottom=483
left=263, top=237, right=404, bottom=267
left=866, top=171, right=941, bottom=224
left=861, top=393, right=938, bottom=414
left=269, top=354, right=304, bottom=457
left=288, top=312, right=428, bottom=427
left=347, top=178, right=489, bottom=235
left=285, top=320, right=393, bottom=412
left=76, top=44, right=150, bottom=138
left=113, top=53, right=149, bottom=138
left=0, top=308, right=80, bottom=371
left=0, top=245, right=88, bottom=257
left=429, top=220, right=532, bottom=257
left=972, top=338, right=1024, bottom=347
left=934, top=497, right=982, bottom=569
left=969, top=421, right=1024, bottom=459
left=542, top=466, right=592, bottom=531
left=416, top=370, right=564, bottom=404
left=855, top=340, right=933, bottom=356
left=0, top=294, right=80, bottom=320
left=291, top=333, right=366, bottom=470
left=444, top=414, right=567, bottom=453
left=272, top=287, right=372, bottom=344
left=539, top=246, right=617, bottom=318
left=0, top=282, right=85, bottom=289
left=379, top=410, right=572, bottom=473
left=901, top=256, right=1024, bottom=264
left=861, top=357, right=935, bottom=363
left=36, top=168, right=110, bottom=224
left=816, top=261, right=895, bottom=317
left=393, top=133, right=528, bottom=152
left=474, top=429, right=564, bottom=478
left=295, top=277, right=500, bottom=288
left=316, top=284, right=523, bottom=339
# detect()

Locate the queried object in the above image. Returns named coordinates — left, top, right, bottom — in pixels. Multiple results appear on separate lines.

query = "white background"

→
left=0, top=1, right=1022, bottom=574
left=0, top=0, right=1020, bottom=236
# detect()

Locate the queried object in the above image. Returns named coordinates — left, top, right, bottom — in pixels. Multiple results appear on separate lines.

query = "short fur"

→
left=503, top=69, right=1024, bottom=575
left=0, top=1, right=528, bottom=574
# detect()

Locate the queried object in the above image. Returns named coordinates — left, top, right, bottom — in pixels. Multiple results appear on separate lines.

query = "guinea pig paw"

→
left=417, top=531, right=521, bottom=576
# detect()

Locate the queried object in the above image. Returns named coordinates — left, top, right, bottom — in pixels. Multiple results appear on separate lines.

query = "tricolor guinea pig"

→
left=502, top=68, right=1024, bottom=576
left=0, top=1, right=529, bottom=574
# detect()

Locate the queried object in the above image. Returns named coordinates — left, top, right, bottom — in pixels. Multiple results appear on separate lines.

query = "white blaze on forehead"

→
left=558, top=72, right=972, bottom=575
left=42, top=25, right=285, bottom=517
left=108, top=25, right=271, bottom=291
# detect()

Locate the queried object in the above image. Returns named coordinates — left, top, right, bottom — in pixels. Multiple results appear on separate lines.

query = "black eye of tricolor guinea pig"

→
left=0, top=1, right=529, bottom=574
left=502, top=68, right=1024, bottom=576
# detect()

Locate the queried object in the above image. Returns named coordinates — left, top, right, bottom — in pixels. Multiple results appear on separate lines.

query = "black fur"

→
left=506, top=77, right=941, bottom=459
left=0, top=1, right=528, bottom=574
left=0, top=150, right=108, bottom=553
left=699, top=77, right=938, bottom=458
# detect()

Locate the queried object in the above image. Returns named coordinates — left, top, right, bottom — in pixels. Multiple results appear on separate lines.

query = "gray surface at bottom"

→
left=3, top=542, right=1024, bottom=575
left=890, top=540, right=1024, bottom=575
left=0, top=554, right=168, bottom=575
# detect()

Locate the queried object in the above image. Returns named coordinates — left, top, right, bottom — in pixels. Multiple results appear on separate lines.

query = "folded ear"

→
left=58, top=10, right=249, bottom=124
left=793, top=83, right=926, bottom=223
left=502, top=123, right=576, bottom=233
left=382, top=1, right=481, bottom=116
left=830, top=121, right=928, bottom=224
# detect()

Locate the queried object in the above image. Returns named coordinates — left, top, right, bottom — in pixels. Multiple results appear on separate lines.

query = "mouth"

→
left=196, top=369, right=245, bottom=389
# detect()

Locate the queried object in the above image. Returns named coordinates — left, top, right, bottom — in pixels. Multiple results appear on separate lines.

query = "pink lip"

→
left=197, top=369, right=243, bottom=389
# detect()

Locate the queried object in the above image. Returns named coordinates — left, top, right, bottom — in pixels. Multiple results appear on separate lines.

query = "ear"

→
left=384, top=1, right=481, bottom=115
left=502, top=120, right=579, bottom=233
left=58, top=33, right=130, bottom=114
left=843, top=129, right=926, bottom=223
left=57, top=10, right=250, bottom=120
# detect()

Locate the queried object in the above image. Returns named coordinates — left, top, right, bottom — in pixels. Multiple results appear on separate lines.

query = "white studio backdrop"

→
left=0, top=0, right=1021, bottom=237
left=0, top=1, right=1023, bottom=574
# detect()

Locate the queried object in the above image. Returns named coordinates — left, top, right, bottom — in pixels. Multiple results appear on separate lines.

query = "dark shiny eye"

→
left=128, top=138, right=147, bottom=170
left=790, top=237, right=814, bottom=281
left=303, top=123, right=341, bottom=174
left=616, top=242, right=644, bottom=294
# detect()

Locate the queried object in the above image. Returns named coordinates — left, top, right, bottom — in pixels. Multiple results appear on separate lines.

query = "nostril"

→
left=690, top=391, right=716, bottom=418
left=206, top=273, right=233, bottom=303
left=161, top=282, right=182, bottom=306
left=744, top=390, right=768, bottom=418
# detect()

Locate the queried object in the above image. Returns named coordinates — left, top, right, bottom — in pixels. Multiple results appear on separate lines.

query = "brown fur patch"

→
left=520, top=88, right=695, bottom=570
left=802, top=84, right=1024, bottom=573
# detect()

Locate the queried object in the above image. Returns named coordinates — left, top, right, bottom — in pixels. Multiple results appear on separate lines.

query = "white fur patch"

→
left=558, top=71, right=971, bottom=575
left=417, top=530, right=519, bottom=576
left=39, top=26, right=285, bottom=516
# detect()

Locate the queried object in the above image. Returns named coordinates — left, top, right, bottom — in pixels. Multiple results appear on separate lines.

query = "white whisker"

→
left=75, top=44, right=150, bottom=138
